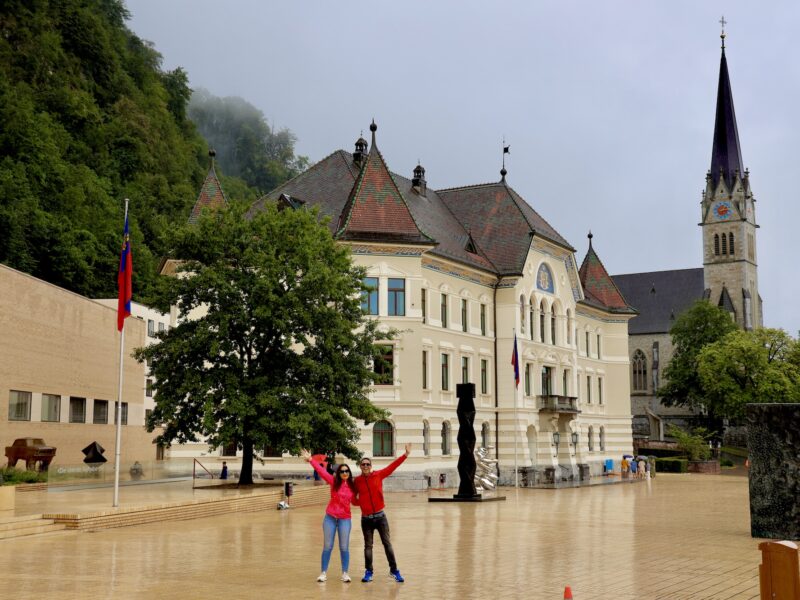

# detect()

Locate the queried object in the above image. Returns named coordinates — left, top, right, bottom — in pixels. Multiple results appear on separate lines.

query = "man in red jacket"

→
left=354, top=442, right=410, bottom=583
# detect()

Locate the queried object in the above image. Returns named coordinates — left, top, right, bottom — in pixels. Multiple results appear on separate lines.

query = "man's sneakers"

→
left=389, top=569, right=405, bottom=583
left=361, top=569, right=373, bottom=583
left=316, top=572, right=327, bottom=583
left=341, top=572, right=352, bottom=583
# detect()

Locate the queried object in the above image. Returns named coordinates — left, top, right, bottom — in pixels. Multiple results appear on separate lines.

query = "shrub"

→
left=720, top=458, right=734, bottom=467
left=0, top=467, right=47, bottom=486
left=655, top=458, right=688, bottom=473
left=667, top=425, right=713, bottom=461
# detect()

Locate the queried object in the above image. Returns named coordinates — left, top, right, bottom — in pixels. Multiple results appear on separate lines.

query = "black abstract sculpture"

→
left=455, top=383, right=479, bottom=499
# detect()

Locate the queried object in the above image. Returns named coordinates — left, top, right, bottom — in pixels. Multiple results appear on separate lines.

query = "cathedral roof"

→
left=188, top=162, right=228, bottom=224
left=578, top=234, right=636, bottom=314
left=709, top=44, right=744, bottom=190
left=611, top=268, right=704, bottom=334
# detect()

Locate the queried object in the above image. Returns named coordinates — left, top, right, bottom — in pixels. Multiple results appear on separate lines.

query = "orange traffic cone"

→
left=563, top=585, right=573, bottom=599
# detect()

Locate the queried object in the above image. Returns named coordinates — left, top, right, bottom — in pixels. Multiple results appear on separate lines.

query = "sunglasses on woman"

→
left=339, top=469, right=350, bottom=474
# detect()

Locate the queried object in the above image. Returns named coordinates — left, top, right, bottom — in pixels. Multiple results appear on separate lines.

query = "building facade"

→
left=0, top=264, right=159, bottom=468
left=612, top=34, right=762, bottom=440
left=239, top=122, right=636, bottom=487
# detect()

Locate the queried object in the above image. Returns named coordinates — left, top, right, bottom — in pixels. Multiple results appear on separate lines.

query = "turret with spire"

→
left=700, top=18, right=761, bottom=330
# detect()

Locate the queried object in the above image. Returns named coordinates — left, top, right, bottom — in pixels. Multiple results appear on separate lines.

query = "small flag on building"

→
left=511, top=333, right=520, bottom=388
left=117, top=212, right=132, bottom=331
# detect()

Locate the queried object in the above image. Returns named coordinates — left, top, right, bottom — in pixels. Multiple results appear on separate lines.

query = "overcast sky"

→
left=126, top=1, right=800, bottom=335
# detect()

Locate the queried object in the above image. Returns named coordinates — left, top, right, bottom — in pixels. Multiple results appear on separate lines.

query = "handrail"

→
left=192, top=458, right=215, bottom=489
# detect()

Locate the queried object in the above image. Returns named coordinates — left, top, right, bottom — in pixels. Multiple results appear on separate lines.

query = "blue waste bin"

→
left=604, top=459, right=614, bottom=474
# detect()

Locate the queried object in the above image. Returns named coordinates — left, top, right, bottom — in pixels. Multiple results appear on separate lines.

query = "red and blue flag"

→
left=117, top=214, right=132, bottom=331
left=511, top=333, right=520, bottom=388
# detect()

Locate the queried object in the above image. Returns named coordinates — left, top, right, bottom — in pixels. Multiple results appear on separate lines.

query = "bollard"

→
left=758, top=540, right=799, bottom=600
left=563, top=585, right=573, bottom=599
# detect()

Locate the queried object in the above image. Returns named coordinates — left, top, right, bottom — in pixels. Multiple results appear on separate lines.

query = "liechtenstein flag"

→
left=511, top=333, right=520, bottom=388
left=117, top=213, right=132, bottom=331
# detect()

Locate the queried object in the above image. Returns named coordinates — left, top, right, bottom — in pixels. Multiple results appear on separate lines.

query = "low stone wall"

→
left=746, top=403, right=800, bottom=540
left=687, top=460, right=720, bottom=474
left=43, top=484, right=328, bottom=531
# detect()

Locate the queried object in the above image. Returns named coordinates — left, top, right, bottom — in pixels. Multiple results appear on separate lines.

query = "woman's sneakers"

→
left=341, top=572, right=352, bottom=583
left=361, top=569, right=373, bottom=582
left=389, top=569, right=405, bottom=583
left=317, top=572, right=327, bottom=583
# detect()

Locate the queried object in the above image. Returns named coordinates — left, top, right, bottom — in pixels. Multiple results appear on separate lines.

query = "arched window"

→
left=588, top=426, right=594, bottom=452
left=551, top=311, right=556, bottom=345
left=721, top=233, right=727, bottom=255
left=423, top=420, right=430, bottom=456
left=729, top=232, right=734, bottom=255
left=539, top=301, right=547, bottom=343
left=481, top=422, right=490, bottom=449
left=519, top=295, right=526, bottom=334
left=373, top=420, right=394, bottom=457
left=632, top=350, right=647, bottom=391
left=714, top=234, right=720, bottom=255
left=599, top=426, right=606, bottom=451
left=441, top=422, right=451, bottom=455
left=529, top=296, right=535, bottom=341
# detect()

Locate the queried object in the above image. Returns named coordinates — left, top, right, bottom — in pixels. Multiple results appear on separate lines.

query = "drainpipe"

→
left=493, top=277, right=500, bottom=471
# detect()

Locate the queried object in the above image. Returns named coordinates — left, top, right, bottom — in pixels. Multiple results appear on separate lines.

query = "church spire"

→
left=709, top=19, right=743, bottom=190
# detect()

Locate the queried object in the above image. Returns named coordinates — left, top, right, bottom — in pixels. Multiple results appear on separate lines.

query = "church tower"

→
left=700, top=25, right=761, bottom=329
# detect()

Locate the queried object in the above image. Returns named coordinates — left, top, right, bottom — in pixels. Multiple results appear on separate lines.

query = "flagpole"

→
left=113, top=199, right=129, bottom=508
left=513, top=329, right=519, bottom=489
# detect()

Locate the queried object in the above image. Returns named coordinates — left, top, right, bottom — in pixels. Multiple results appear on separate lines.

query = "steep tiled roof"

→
left=612, top=268, right=704, bottom=334
left=188, top=165, right=228, bottom=224
left=578, top=236, right=635, bottom=313
left=438, top=182, right=572, bottom=275
left=336, top=133, right=432, bottom=245
left=710, top=44, right=743, bottom=190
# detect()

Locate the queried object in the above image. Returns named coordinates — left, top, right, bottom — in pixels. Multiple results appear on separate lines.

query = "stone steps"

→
left=0, top=514, right=68, bottom=540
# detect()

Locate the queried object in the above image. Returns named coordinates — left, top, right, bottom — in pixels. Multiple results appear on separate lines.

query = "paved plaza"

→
left=1, top=472, right=765, bottom=599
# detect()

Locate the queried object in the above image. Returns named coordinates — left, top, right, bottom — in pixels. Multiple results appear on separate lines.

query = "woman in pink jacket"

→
left=301, top=449, right=358, bottom=583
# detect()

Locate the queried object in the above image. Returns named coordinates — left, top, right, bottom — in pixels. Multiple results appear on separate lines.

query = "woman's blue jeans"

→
left=321, top=514, right=351, bottom=572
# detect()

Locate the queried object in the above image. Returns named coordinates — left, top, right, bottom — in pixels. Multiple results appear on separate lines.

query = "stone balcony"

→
left=537, top=394, right=580, bottom=414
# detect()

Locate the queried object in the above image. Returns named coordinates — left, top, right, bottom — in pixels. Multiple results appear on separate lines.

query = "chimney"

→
left=412, top=163, right=426, bottom=197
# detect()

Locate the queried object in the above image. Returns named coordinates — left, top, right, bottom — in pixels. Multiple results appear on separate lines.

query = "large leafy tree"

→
left=697, top=329, right=800, bottom=419
left=660, top=300, right=738, bottom=414
left=135, top=202, right=389, bottom=485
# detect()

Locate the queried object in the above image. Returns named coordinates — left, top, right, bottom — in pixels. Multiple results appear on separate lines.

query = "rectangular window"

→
left=158, top=322, right=165, bottom=332
left=480, top=304, right=487, bottom=336
left=461, top=356, right=469, bottom=384
left=8, top=390, right=32, bottom=421
left=93, top=400, right=109, bottom=424
left=41, top=393, right=61, bottom=422
left=387, top=278, right=405, bottom=316
left=362, top=277, right=379, bottom=315
left=146, top=379, right=153, bottom=398
left=441, top=354, right=450, bottom=391
left=461, top=299, right=468, bottom=332
left=440, top=293, right=448, bottom=328
left=586, top=376, right=592, bottom=404
left=421, top=288, right=427, bottom=324
left=541, top=366, right=553, bottom=396
left=148, top=319, right=155, bottom=337
left=113, top=401, right=128, bottom=426
left=373, top=346, right=394, bottom=385
left=422, top=351, right=428, bottom=389
left=524, top=364, right=531, bottom=396
left=562, top=370, right=569, bottom=396
left=69, top=396, right=86, bottom=423
left=598, top=378, right=604, bottom=405
left=145, top=409, right=153, bottom=423
left=585, top=332, right=590, bottom=356
left=480, top=359, right=488, bottom=394
left=597, top=334, right=601, bottom=358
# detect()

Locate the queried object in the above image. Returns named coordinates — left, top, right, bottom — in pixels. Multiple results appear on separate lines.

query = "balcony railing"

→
left=537, top=395, right=580, bottom=413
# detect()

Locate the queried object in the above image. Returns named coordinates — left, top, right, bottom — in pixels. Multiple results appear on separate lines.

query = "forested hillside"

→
left=0, top=0, right=304, bottom=302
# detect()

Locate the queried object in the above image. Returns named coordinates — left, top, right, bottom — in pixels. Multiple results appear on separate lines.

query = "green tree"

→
left=667, top=425, right=713, bottom=461
left=696, top=328, right=800, bottom=419
left=188, top=89, right=309, bottom=193
left=660, top=300, right=738, bottom=413
left=135, top=202, right=390, bottom=485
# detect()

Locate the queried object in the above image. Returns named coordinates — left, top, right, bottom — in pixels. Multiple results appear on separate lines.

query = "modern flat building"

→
left=0, top=264, right=159, bottom=468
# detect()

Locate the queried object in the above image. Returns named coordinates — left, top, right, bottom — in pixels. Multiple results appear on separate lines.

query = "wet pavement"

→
left=1, top=473, right=764, bottom=599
